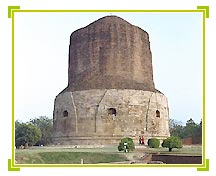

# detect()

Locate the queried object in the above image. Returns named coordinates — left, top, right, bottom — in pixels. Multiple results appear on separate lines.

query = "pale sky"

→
left=14, top=12, right=202, bottom=124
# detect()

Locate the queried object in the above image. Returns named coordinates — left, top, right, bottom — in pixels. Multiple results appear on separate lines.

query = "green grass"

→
left=15, top=145, right=202, bottom=164
left=145, top=145, right=202, bottom=156
left=41, top=152, right=128, bottom=164
left=16, top=150, right=128, bottom=164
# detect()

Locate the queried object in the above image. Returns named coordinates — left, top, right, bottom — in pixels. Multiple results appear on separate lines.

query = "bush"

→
left=162, top=136, right=182, bottom=152
left=147, top=138, right=160, bottom=148
left=118, top=137, right=135, bottom=152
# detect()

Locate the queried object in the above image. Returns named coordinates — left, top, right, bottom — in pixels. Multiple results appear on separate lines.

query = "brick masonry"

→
left=53, top=16, right=170, bottom=145
left=64, top=16, right=155, bottom=92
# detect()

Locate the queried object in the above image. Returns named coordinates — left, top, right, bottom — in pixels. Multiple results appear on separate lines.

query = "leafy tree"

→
left=147, top=138, right=160, bottom=148
left=194, top=119, right=202, bottom=143
left=30, top=116, right=53, bottom=145
left=182, top=118, right=198, bottom=138
left=15, top=120, right=42, bottom=148
left=162, top=136, right=182, bottom=152
left=118, top=137, right=135, bottom=152
left=169, top=118, right=202, bottom=141
left=169, top=119, right=184, bottom=138
left=197, top=119, right=202, bottom=136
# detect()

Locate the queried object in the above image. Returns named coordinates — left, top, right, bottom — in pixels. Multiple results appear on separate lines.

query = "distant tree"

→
left=169, top=119, right=184, bottom=138
left=15, top=120, right=42, bottom=148
left=162, top=136, right=182, bottom=152
left=30, top=116, right=53, bottom=145
left=169, top=118, right=202, bottom=141
left=195, top=119, right=202, bottom=143
left=182, top=118, right=198, bottom=138
left=118, top=137, right=135, bottom=152
left=195, top=119, right=202, bottom=136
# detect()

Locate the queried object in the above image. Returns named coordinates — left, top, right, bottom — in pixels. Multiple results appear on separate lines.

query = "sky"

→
left=14, top=12, right=202, bottom=124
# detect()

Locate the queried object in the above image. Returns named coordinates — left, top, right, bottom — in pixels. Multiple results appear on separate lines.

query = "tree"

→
left=147, top=138, right=160, bottom=148
left=194, top=119, right=202, bottom=144
left=196, top=119, right=202, bottom=137
left=169, top=118, right=202, bottom=141
left=162, top=136, right=182, bottom=152
left=30, top=116, right=53, bottom=145
left=118, top=137, right=135, bottom=152
left=15, top=120, right=42, bottom=148
left=169, top=119, right=184, bottom=138
left=182, top=118, right=198, bottom=138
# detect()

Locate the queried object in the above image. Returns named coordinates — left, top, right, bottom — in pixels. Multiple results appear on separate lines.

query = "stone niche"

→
left=53, top=89, right=170, bottom=145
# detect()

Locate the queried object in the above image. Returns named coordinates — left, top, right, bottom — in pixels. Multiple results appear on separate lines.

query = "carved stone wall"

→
left=53, top=90, right=170, bottom=145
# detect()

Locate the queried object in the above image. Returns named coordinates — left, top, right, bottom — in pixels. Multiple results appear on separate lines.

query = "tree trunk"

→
left=169, top=148, right=172, bottom=152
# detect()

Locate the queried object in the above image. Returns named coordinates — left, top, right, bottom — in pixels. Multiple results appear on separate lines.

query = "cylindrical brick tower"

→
left=53, top=16, right=170, bottom=145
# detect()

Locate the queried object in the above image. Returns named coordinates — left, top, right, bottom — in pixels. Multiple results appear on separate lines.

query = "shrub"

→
left=162, top=136, right=182, bottom=152
left=118, top=137, right=135, bottom=152
left=147, top=138, right=160, bottom=148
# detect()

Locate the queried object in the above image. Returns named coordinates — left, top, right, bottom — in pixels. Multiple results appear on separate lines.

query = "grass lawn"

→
left=15, top=147, right=129, bottom=164
left=15, top=145, right=202, bottom=164
left=145, top=145, right=202, bottom=156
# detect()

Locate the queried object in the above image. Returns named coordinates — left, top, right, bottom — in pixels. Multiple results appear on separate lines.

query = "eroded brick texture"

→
left=64, top=16, right=155, bottom=92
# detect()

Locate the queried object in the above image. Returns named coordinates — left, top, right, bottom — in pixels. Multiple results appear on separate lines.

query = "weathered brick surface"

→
left=65, top=16, right=155, bottom=92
